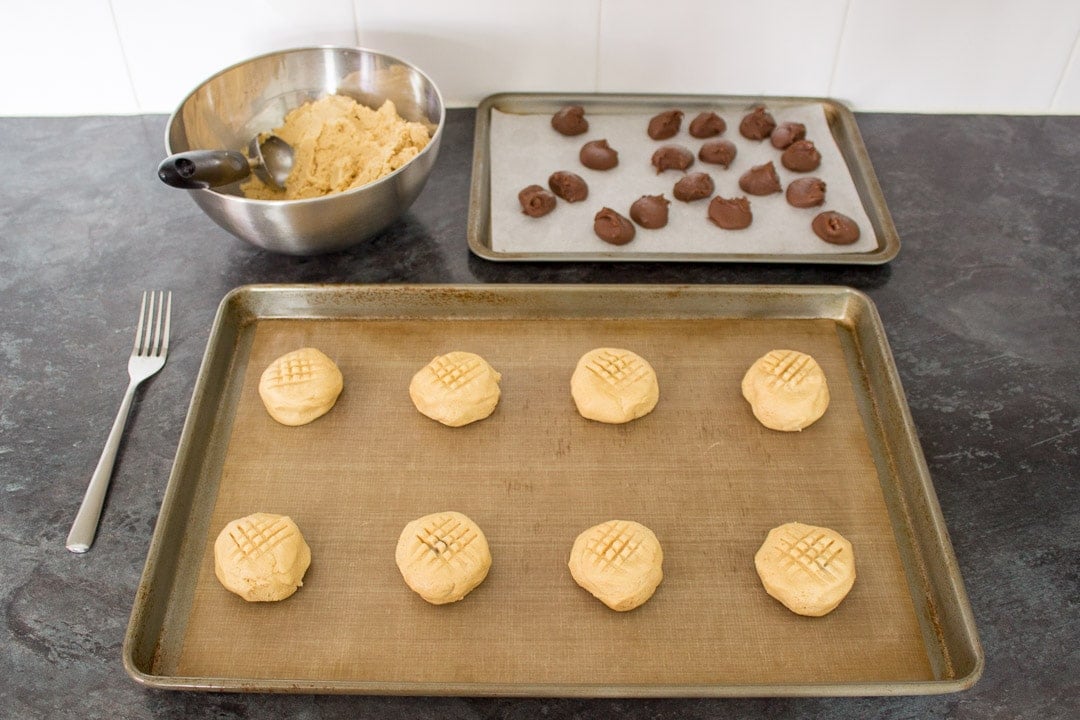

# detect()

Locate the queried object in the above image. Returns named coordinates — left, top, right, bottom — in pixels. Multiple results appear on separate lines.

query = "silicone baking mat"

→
left=125, top=285, right=980, bottom=696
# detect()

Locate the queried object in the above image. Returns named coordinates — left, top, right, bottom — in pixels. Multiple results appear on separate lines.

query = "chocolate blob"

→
left=739, top=106, right=776, bottom=140
left=647, top=109, right=683, bottom=140
left=593, top=207, right=636, bottom=245
left=551, top=105, right=589, bottom=136
left=548, top=171, right=589, bottom=203
left=518, top=185, right=556, bottom=218
left=786, top=177, right=826, bottom=208
left=629, top=194, right=671, bottom=229
left=689, top=111, right=726, bottom=138
left=673, top=172, right=714, bottom=202
left=782, top=140, right=822, bottom=172
left=770, top=121, right=806, bottom=149
left=708, top=196, right=753, bottom=230
left=812, top=211, right=860, bottom=245
left=738, top=161, right=782, bottom=196
left=580, top=139, right=619, bottom=170
left=651, top=144, right=695, bottom=173
left=698, top=139, right=737, bottom=168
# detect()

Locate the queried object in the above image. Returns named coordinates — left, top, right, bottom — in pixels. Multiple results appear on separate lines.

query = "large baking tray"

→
left=468, top=92, right=900, bottom=264
left=124, top=284, right=980, bottom=696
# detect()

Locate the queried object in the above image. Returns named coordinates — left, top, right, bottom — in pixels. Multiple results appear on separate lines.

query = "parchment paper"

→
left=489, top=104, right=877, bottom=256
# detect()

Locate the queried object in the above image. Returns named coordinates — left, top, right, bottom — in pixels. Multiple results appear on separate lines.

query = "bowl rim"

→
left=162, top=45, right=446, bottom=206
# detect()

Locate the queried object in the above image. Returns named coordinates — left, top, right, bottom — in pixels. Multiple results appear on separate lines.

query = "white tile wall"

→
left=596, top=0, right=849, bottom=98
left=0, top=0, right=137, bottom=115
left=2, top=0, right=1079, bottom=115
left=353, top=0, right=602, bottom=106
left=1053, top=34, right=1080, bottom=113
left=832, top=0, right=1080, bottom=114
left=112, top=0, right=357, bottom=114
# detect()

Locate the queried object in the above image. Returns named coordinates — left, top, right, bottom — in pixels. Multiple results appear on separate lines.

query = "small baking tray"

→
left=124, top=284, right=979, bottom=696
left=468, top=92, right=900, bottom=264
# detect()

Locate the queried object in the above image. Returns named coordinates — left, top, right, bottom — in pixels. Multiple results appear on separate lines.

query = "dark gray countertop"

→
left=1, top=109, right=1076, bottom=719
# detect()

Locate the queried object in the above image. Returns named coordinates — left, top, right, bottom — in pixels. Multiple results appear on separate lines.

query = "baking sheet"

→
left=124, top=285, right=980, bottom=696
left=469, top=94, right=900, bottom=263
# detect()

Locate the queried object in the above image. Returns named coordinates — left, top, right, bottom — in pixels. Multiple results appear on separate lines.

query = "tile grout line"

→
left=826, top=0, right=854, bottom=105
left=1049, top=23, right=1080, bottom=111
left=351, top=0, right=361, bottom=47
left=106, top=0, right=142, bottom=113
left=594, top=0, right=605, bottom=92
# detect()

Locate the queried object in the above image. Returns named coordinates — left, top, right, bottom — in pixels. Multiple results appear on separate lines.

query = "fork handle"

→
left=66, top=379, right=139, bottom=553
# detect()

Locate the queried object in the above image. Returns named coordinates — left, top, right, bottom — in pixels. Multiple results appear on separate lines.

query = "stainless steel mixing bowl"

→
left=164, top=46, right=444, bottom=255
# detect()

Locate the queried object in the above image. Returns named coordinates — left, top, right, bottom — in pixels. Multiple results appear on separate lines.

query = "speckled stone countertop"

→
left=1, top=109, right=1077, bottom=719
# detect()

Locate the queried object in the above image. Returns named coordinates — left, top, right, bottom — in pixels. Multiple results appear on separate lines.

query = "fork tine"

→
left=132, top=291, right=148, bottom=355
left=160, top=289, right=171, bottom=354
left=151, top=291, right=165, bottom=356
left=141, top=292, right=155, bottom=356
left=160, top=291, right=172, bottom=357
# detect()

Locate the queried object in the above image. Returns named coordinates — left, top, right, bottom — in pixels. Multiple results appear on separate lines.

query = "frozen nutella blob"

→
left=739, top=161, right=782, bottom=196
left=629, top=194, right=671, bottom=229
left=651, top=145, right=695, bottom=173
left=552, top=105, right=589, bottom=136
left=689, top=111, right=726, bottom=138
left=770, top=121, right=806, bottom=149
left=647, top=109, right=683, bottom=140
left=580, top=139, right=619, bottom=170
left=518, top=184, right=556, bottom=217
left=673, top=172, right=715, bottom=202
left=786, top=177, right=827, bottom=208
left=698, top=139, right=737, bottom=168
left=708, top=196, right=753, bottom=229
left=782, top=140, right=822, bottom=172
left=812, top=211, right=861, bottom=245
left=548, top=171, right=589, bottom=202
left=594, top=207, right=636, bottom=245
left=739, top=106, right=776, bottom=140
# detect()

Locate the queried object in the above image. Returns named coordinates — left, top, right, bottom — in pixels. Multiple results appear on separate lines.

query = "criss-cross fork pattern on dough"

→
left=264, top=353, right=324, bottom=388
left=585, top=350, right=650, bottom=389
left=584, top=521, right=647, bottom=572
left=227, top=516, right=295, bottom=562
left=761, top=350, right=818, bottom=391
left=412, top=515, right=480, bottom=567
left=775, top=527, right=846, bottom=586
left=428, top=354, right=485, bottom=392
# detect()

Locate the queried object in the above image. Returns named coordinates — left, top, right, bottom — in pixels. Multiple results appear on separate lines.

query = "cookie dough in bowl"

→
left=240, top=94, right=432, bottom=201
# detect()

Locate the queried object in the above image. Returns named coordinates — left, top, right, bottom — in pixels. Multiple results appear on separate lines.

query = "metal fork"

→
left=66, top=291, right=172, bottom=553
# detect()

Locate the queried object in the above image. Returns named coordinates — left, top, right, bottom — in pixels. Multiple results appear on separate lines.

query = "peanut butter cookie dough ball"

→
left=755, top=521, right=856, bottom=617
left=569, top=519, right=664, bottom=611
left=214, top=513, right=312, bottom=602
left=571, top=347, right=659, bottom=424
left=258, top=347, right=344, bottom=426
left=410, top=351, right=502, bottom=427
left=396, top=511, right=492, bottom=605
left=741, top=349, right=830, bottom=431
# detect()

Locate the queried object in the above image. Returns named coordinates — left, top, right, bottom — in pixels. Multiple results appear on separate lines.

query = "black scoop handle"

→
left=157, top=150, right=250, bottom=189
